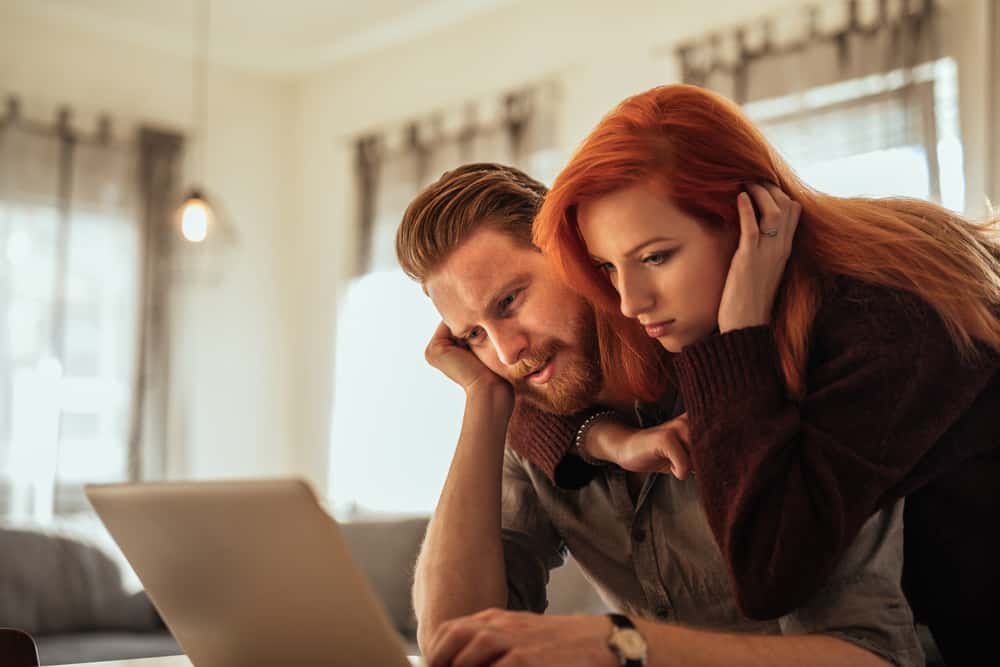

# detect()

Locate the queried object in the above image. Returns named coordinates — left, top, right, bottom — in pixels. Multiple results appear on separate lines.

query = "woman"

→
left=524, top=84, right=1000, bottom=664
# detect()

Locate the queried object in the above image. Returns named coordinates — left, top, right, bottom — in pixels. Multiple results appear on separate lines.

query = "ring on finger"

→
left=761, top=228, right=779, bottom=237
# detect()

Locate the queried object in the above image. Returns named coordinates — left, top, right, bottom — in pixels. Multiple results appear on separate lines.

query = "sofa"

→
left=0, top=525, right=180, bottom=665
left=0, top=516, right=604, bottom=665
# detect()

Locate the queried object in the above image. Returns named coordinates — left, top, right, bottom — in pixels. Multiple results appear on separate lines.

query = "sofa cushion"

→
left=338, top=517, right=428, bottom=640
left=0, top=526, right=161, bottom=635
left=35, top=632, right=180, bottom=666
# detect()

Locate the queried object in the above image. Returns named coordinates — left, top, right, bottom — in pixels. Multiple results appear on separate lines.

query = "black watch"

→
left=606, top=613, right=647, bottom=666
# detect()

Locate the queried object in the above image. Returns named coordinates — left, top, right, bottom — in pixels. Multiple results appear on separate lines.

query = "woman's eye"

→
left=594, top=261, right=615, bottom=273
left=643, top=250, right=674, bottom=266
left=498, top=293, right=516, bottom=310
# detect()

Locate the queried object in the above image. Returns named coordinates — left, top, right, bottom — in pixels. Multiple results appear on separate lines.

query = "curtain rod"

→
left=1, top=94, right=119, bottom=146
left=673, top=0, right=937, bottom=74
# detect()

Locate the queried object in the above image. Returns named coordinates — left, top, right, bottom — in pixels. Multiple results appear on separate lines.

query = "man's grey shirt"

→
left=499, top=425, right=924, bottom=666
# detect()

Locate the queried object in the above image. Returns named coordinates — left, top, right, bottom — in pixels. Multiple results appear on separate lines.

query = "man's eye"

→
left=498, top=293, right=516, bottom=310
left=462, top=327, right=483, bottom=345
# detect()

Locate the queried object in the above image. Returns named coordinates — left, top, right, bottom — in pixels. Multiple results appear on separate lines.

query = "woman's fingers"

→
left=657, top=418, right=691, bottom=479
left=736, top=191, right=760, bottom=246
left=662, top=435, right=691, bottom=479
left=746, top=182, right=781, bottom=226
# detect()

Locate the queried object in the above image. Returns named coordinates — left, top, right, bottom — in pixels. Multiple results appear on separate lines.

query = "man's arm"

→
left=633, top=622, right=892, bottom=667
left=425, top=502, right=922, bottom=667
left=425, top=609, right=894, bottom=667
left=411, top=323, right=515, bottom=652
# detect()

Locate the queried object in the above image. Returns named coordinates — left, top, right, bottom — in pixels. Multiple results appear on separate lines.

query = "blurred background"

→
left=5, top=0, right=994, bottom=522
left=3, top=0, right=997, bottom=537
left=0, top=0, right=993, bottom=661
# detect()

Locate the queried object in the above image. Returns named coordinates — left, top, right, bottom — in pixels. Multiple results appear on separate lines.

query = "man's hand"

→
left=425, top=322, right=511, bottom=400
left=424, top=608, right=616, bottom=667
left=615, top=414, right=692, bottom=479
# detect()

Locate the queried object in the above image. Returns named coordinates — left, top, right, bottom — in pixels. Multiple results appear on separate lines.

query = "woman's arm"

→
left=674, top=278, right=999, bottom=619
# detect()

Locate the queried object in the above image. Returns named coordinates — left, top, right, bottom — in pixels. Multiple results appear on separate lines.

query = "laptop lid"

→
left=86, top=478, right=414, bottom=667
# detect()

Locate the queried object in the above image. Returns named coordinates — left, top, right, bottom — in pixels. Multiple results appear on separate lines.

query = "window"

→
left=329, top=141, right=561, bottom=517
left=1, top=202, right=140, bottom=521
left=744, top=58, right=964, bottom=210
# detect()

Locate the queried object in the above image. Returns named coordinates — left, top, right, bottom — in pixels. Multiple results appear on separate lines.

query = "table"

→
left=54, top=656, right=425, bottom=666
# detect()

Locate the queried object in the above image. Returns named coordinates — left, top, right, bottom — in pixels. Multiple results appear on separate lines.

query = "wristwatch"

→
left=606, top=613, right=647, bottom=666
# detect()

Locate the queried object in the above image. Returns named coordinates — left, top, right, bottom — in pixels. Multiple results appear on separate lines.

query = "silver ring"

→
left=761, top=228, right=779, bottom=238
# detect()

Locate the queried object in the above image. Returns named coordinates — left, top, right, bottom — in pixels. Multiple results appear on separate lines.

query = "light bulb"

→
left=180, top=196, right=210, bottom=243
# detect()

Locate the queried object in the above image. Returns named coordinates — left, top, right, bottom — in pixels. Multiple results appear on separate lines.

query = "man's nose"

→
left=490, top=323, right=529, bottom=367
left=617, top=267, right=655, bottom=319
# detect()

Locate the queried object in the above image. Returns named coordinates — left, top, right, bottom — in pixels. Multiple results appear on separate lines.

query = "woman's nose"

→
left=617, top=268, right=655, bottom=319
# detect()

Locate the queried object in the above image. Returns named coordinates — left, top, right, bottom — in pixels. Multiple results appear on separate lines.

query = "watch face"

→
left=611, top=628, right=648, bottom=660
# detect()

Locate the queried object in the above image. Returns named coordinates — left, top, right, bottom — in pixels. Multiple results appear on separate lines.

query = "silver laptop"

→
left=86, top=478, right=419, bottom=667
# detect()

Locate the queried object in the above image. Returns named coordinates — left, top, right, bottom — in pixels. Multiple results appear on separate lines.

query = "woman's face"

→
left=577, top=184, right=738, bottom=352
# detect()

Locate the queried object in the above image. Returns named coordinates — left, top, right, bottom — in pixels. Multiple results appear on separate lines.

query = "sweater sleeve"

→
left=505, top=399, right=604, bottom=489
left=672, top=278, right=999, bottom=620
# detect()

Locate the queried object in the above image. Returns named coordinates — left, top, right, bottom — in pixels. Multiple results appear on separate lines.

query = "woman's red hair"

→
left=534, top=84, right=1000, bottom=401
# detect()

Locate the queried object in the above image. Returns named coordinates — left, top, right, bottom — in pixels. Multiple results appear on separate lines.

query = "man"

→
left=396, top=163, right=923, bottom=667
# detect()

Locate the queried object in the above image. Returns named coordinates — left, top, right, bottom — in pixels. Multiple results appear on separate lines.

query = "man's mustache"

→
left=510, top=340, right=563, bottom=382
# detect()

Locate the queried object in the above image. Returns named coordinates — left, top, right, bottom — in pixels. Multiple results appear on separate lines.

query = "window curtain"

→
left=988, top=0, right=1000, bottom=205
left=0, top=98, right=182, bottom=523
left=329, top=82, right=560, bottom=516
left=356, top=82, right=560, bottom=275
left=674, top=0, right=959, bottom=209
left=677, top=0, right=939, bottom=105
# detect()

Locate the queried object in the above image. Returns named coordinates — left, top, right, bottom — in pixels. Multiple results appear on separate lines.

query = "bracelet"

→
left=574, top=410, right=617, bottom=466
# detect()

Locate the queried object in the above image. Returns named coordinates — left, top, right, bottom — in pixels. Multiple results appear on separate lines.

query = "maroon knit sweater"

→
left=506, top=276, right=1000, bottom=619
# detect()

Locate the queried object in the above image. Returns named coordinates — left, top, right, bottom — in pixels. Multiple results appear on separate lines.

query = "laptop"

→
left=85, top=478, right=420, bottom=667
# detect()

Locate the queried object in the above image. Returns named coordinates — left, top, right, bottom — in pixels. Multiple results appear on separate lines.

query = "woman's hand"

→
left=717, top=183, right=801, bottom=334
left=583, top=414, right=692, bottom=479
left=616, top=414, right=691, bottom=478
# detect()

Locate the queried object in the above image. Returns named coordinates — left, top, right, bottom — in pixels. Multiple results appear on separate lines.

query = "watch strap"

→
left=606, top=613, right=645, bottom=667
left=607, top=613, right=636, bottom=629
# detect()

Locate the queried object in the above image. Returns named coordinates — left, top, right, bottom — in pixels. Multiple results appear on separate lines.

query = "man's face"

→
left=425, top=227, right=602, bottom=414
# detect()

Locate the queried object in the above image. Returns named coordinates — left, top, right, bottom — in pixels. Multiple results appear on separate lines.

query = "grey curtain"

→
left=988, top=0, right=1000, bottom=205
left=354, top=81, right=561, bottom=275
left=0, top=98, right=182, bottom=521
left=676, top=0, right=940, bottom=105
left=130, top=128, right=184, bottom=483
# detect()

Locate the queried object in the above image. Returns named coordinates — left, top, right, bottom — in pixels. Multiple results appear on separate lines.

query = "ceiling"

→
left=14, top=0, right=517, bottom=75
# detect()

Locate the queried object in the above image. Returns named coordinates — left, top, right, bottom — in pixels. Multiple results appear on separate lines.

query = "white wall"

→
left=0, top=4, right=296, bottom=480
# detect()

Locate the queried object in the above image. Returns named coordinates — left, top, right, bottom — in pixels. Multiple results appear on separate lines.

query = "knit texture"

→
left=506, top=399, right=601, bottom=489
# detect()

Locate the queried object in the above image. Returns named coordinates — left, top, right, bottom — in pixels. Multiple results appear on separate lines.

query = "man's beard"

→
left=509, top=310, right=602, bottom=415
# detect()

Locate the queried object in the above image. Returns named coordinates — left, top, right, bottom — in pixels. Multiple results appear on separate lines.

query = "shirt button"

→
left=655, top=605, right=670, bottom=619
left=633, top=528, right=647, bottom=543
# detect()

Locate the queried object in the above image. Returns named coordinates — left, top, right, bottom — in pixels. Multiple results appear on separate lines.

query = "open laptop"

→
left=85, top=478, right=420, bottom=667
